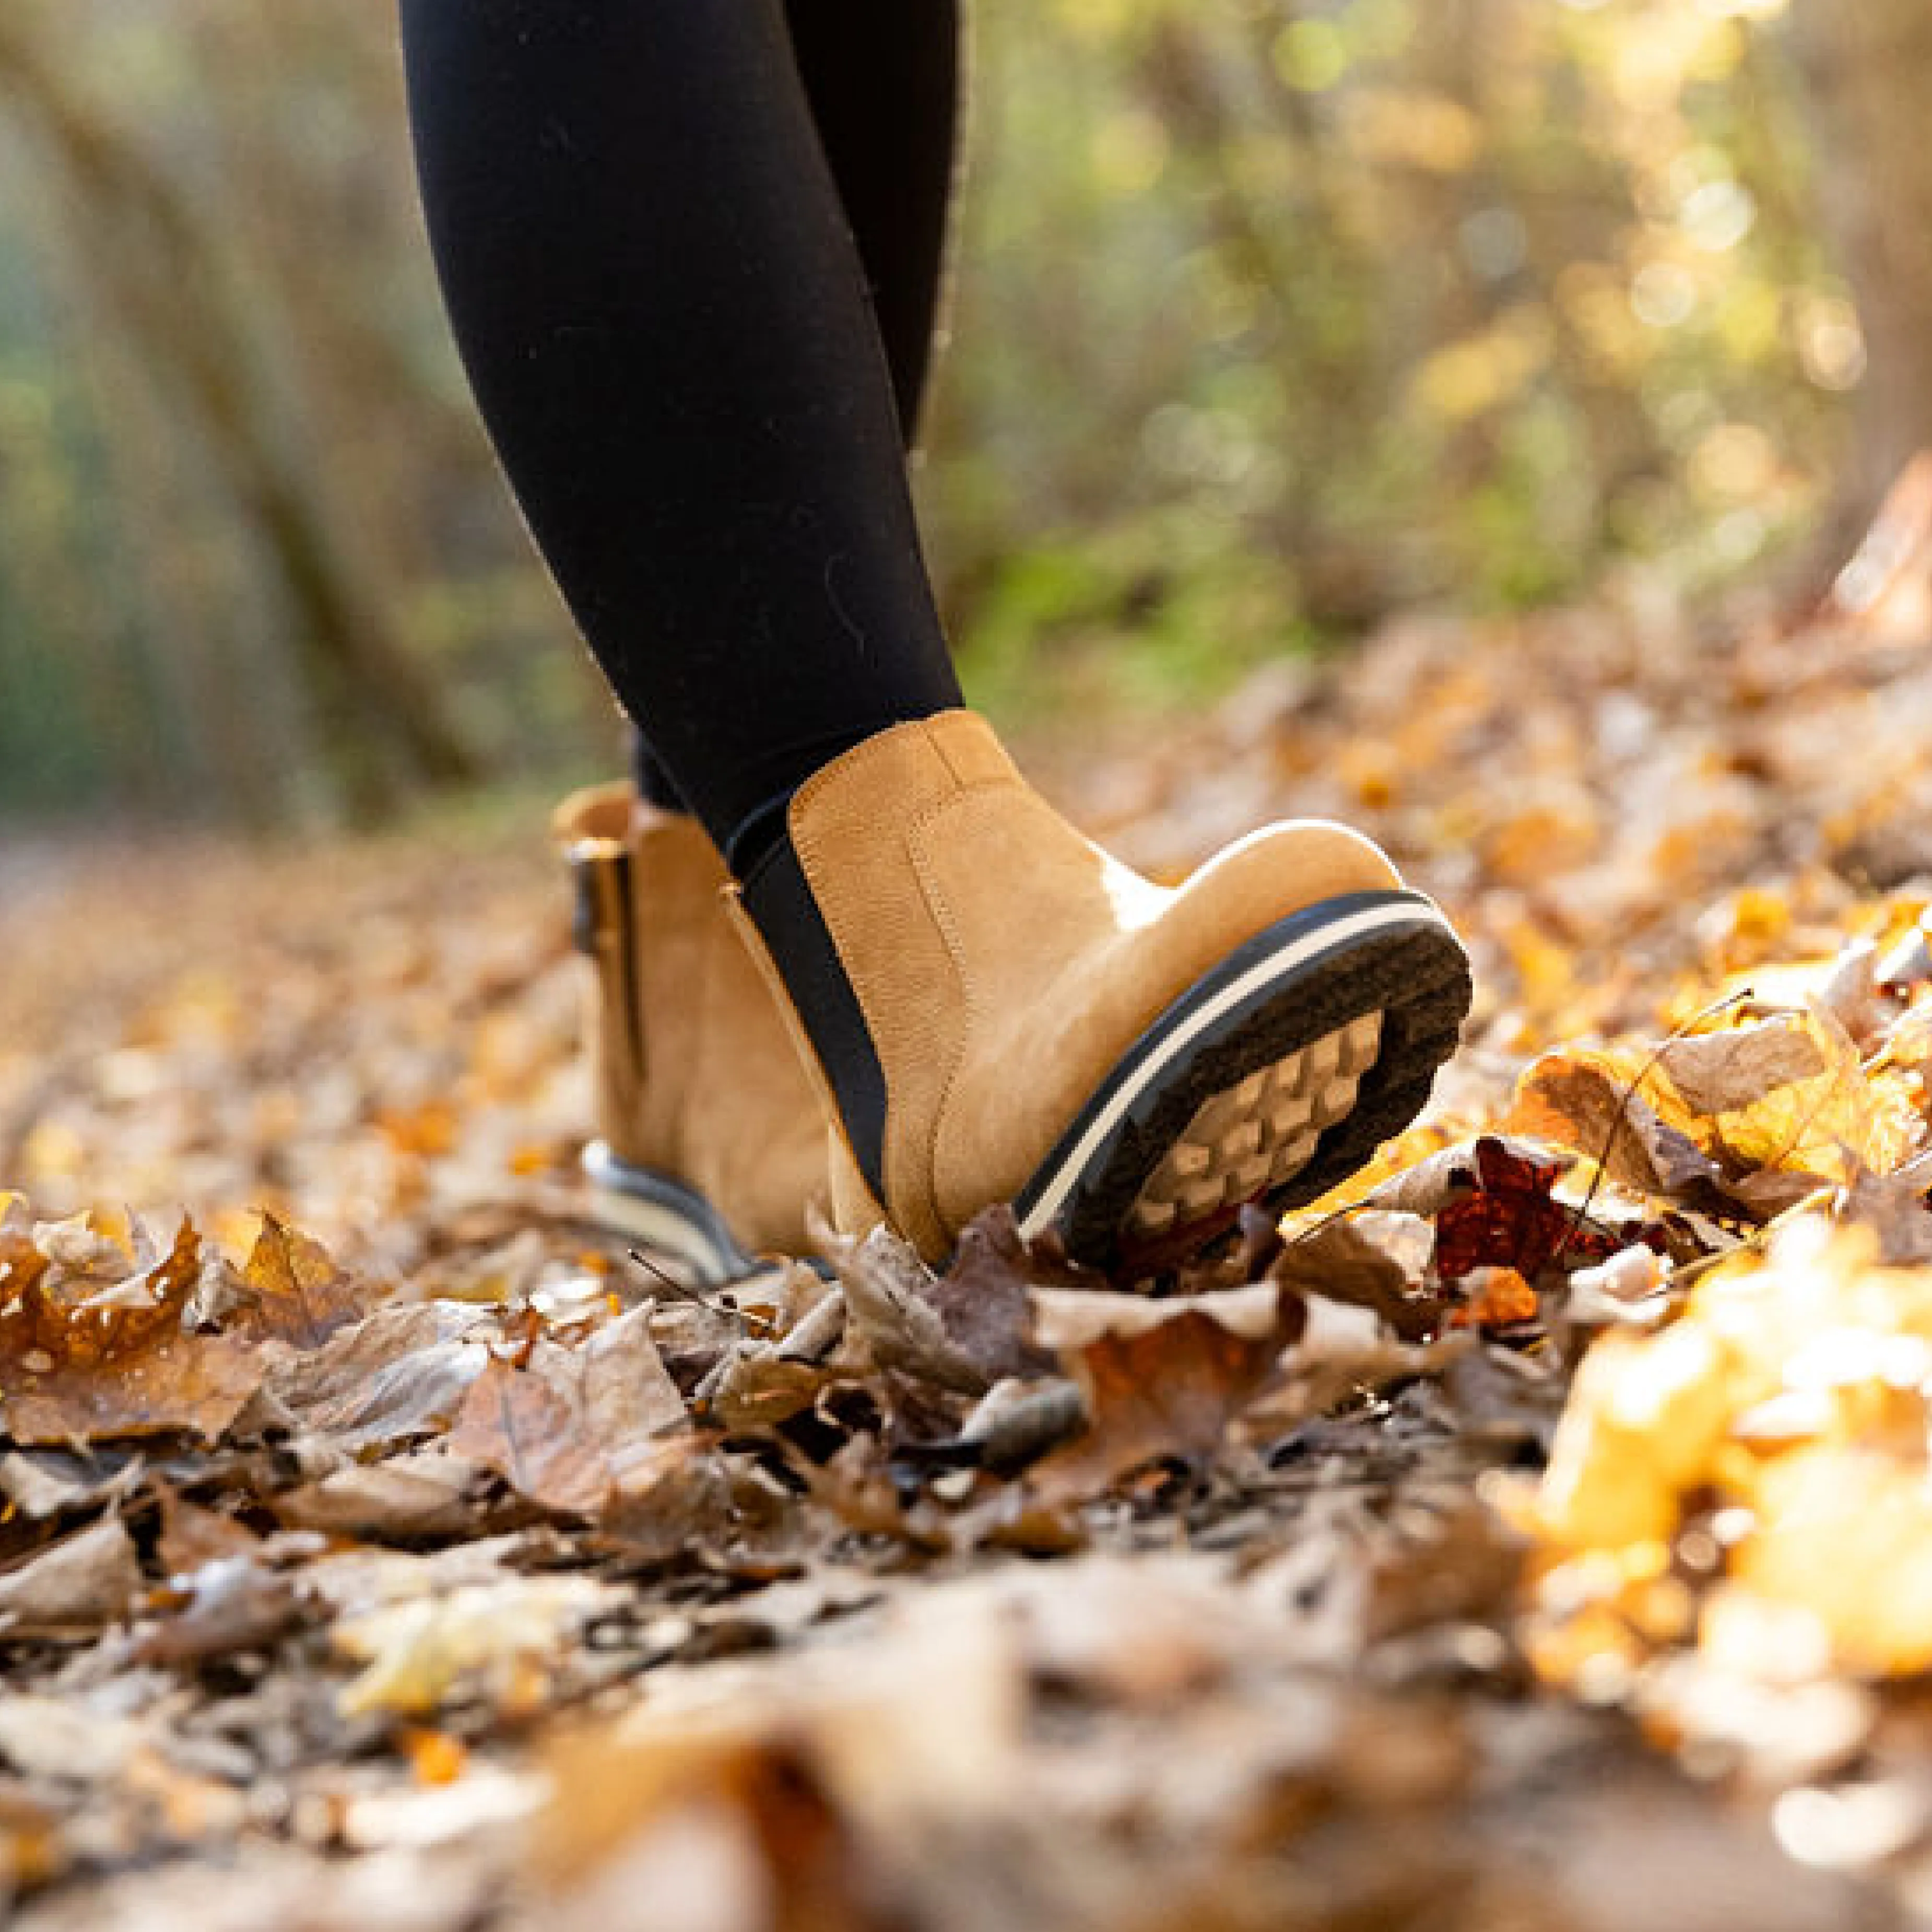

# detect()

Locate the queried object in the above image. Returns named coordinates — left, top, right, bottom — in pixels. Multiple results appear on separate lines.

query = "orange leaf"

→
left=0, top=1219, right=264, bottom=1445
left=237, top=1214, right=366, bottom=1348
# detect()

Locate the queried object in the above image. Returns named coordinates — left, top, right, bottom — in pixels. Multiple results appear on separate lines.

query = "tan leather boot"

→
left=554, top=784, right=828, bottom=1281
left=730, top=712, right=1470, bottom=1271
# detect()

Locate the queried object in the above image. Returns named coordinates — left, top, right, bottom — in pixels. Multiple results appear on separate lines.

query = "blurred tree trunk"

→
left=0, top=10, right=482, bottom=820
left=1789, top=0, right=1932, bottom=552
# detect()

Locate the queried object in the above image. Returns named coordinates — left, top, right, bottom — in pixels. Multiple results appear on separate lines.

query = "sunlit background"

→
left=0, top=0, right=1911, bottom=825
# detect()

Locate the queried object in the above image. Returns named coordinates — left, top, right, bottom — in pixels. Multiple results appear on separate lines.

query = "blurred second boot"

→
left=555, top=785, right=828, bottom=1281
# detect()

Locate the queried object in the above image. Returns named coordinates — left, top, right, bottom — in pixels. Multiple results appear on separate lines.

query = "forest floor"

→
left=9, top=542, right=1932, bottom=1928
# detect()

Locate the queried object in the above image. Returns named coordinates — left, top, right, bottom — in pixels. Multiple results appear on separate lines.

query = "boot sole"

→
left=582, top=1139, right=758, bottom=1287
left=1012, top=890, right=1471, bottom=1274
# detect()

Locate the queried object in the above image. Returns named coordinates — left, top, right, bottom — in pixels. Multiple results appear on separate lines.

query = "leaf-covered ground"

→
left=7, top=556, right=1932, bottom=1928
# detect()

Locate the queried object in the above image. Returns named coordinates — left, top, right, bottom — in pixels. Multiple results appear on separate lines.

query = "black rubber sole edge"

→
left=1011, top=889, right=1472, bottom=1274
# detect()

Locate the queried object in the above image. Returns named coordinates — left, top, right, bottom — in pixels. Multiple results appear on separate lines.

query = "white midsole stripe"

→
left=1016, top=900, right=1452, bottom=1240
left=584, top=1147, right=743, bottom=1285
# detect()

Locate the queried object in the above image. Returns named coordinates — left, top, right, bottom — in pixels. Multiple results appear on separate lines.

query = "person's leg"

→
left=399, top=0, right=962, bottom=861
left=627, top=0, right=963, bottom=819
left=784, top=0, right=961, bottom=446
left=402, top=1, right=1470, bottom=1276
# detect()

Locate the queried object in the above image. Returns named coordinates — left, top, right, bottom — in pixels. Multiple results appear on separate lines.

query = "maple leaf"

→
left=1433, top=1136, right=1611, bottom=1283
left=0, top=1218, right=263, bottom=1445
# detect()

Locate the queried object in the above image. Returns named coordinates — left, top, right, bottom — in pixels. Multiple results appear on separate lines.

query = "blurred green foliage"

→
left=0, top=0, right=1883, bottom=820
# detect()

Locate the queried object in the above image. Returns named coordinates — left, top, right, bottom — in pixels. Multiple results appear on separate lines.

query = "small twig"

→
left=626, top=1248, right=746, bottom=1326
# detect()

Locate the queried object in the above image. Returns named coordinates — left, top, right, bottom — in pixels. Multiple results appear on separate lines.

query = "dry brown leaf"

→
left=1506, top=1053, right=1717, bottom=1198
left=261, top=1301, right=492, bottom=1452
left=697, top=1340, right=835, bottom=1432
left=0, top=1448, right=142, bottom=1523
left=922, top=1209, right=1059, bottom=1386
left=135, top=1555, right=312, bottom=1667
left=1655, top=1017, right=1828, bottom=1118
left=275, top=1446, right=485, bottom=1541
left=155, top=1488, right=260, bottom=1575
left=829, top=1224, right=992, bottom=1395
left=535, top=1724, right=868, bottom=1932
left=450, top=1310, right=689, bottom=1520
left=1271, top=1210, right=1436, bottom=1337
left=0, top=1519, right=140, bottom=1634
left=1841, top=1164, right=1932, bottom=1263
left=451, top=1356, right=613, bottom=1518
left=232, top=1214, right=367, bottom=1348
left=1031, top=1282, right=1287, bottom=1350
left=0, top=1219, right=264, bottom=1446
left=1034, top=1285, right=1303, bottom=1495
left=545, top=1306, right=688, bottom=1460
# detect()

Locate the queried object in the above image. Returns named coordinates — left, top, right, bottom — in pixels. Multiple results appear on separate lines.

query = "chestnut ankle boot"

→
left=729, top=712, right=1470, bottom=1273
left=555, top=785, right=828, bottom=1281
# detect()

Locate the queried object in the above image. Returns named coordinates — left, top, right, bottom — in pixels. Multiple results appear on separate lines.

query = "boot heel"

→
left=1013, top=891, right=1471, bottom=1270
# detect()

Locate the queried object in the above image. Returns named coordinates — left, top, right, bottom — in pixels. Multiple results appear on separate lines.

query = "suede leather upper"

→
left=759, top=711, right=1406, bottom=1260
left=553, top=784, right=828, bottom=1256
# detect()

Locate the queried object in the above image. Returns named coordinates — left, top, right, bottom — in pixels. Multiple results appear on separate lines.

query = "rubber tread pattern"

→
left=1029, top=911, right=1471, bottom=1271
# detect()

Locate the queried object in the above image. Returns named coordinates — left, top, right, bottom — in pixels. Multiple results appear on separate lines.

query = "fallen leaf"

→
left=1271, top=1210, right=1438, bottom=1337
left=135, top=1554, right=312, bottom=1667
left=922, top=1209, right=1059, bottom=1386
left=450, top=1309, right=689, bottom=1519
left=261, top=1301, right=492, bottom=1453
left=232, top=1214, right=367, bottom=1348
left=828, top=1226, right=992, bottom=1395
left=1705, top=1004, right=1922, bottom=1186
left=1434, top=1136, right=1611, bottom=1281
left=1034, top=1285, right=1303, bottom=1494
left=1507, top=1056, right=1718, bottom=1198
left=334, top=1574, right=617, bottom=1718
left=0, top=1519, right=140, bottom=1634
left=275, top=1446, right=485, bottom=1541
left=0, top=1219, right=264, bottom=1445
left=696, top=1340, right=835, bottom=1432
left=451, top=1356, right=612, bottom=1518
left=155, top=1488, right=260, bottom=1574
left=1656, top=1018, right=1828, bottom=1118
left=0, top=1447, right=143, bottom=1523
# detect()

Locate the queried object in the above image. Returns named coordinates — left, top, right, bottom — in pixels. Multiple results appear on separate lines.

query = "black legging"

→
left=399, top=0, right=964, bottom=862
